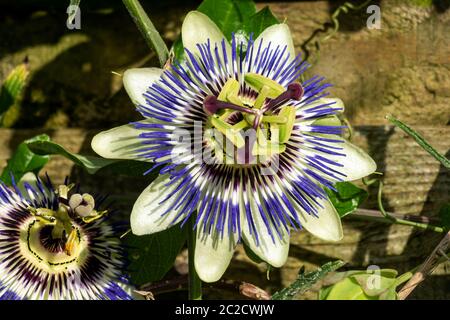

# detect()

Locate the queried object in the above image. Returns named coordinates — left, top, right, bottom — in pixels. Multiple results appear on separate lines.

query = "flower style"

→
left=91, top=11, right=376, bottom=282
left=0, top=174, right=132, bottom=300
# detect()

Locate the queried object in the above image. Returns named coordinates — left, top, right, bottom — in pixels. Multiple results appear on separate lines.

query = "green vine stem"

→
left=301, top=0, right=372, bottom=63
left=122, top=0, right=169, bottom=67
left=376, top=180, right=445, bottom=233
left=386, top=114, right=450, bottom=170
left=355, top=172, right=446, bottom=233
left=187, top=213, right=202, bottom=300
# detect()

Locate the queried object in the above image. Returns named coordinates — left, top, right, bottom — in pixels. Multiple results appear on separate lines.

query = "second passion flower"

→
left=0, top=174, right=133, bottom=300
left=92, top=11, right=376, bottom=282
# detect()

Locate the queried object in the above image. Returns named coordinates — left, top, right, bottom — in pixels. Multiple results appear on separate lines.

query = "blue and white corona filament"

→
left=92, top=11, right=376, bottom=282
left=0, top=174, right=132, bottom=300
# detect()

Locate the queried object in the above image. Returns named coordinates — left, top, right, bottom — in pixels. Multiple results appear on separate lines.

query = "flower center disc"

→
left=19, top=217, right=89, bottom=273
left=203, top=75, right=302, bottom=166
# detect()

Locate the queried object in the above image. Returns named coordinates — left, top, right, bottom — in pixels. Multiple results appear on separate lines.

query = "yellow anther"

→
left=252, top=143, right=286, bottom=156
left=244, top=73, right=285, bottom=99
left=211, top=117, right=245, bottom=149
left=57, top=184, right=75, bottom=200
left=277, top=106, right=296, bottom=143
left=64, top=227, right=79, bottom=256
left=218, top=78, right=240, bottom=102
left=244, top=114, right=256, bottom=126
left=253, top=86, right=270, bottom=110
left=218, top=110, right=233, bottom=121
left=82, top=210, right=108, bottom=224
left=231, top=120, right=249, bottom=132
left=262, top=115, right=288, bottom=124
left=252, top=127, right=286, bottom=156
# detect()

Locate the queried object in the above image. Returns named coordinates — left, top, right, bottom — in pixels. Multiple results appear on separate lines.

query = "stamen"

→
left=244, top=73, right=285, bottom=98
left=252, top=127, right=286, bottom=156
left=217, top=78, right=240, bottom=101
left=262, top=115, right=288, bottom=123
left=277, top=106, right=296, bottom=143
left=232, top=119, right=249, bottom=131
left=203, top=96, right=256, bottom=116
left=64, top=227, right=79, bottom=256
left=210, top=117, right=246, bottom=148
left=263, top=82, right=304, bottom=112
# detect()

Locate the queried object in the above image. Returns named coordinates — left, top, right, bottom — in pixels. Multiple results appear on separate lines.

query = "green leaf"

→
left=323, top=277, right=376, bottom=300
left=0, top=134, right=50, bottom=186
left=242, top=6, right=279, bottom=39
left=326, top=182, right=368, bottom=218
left=320, top=268, right=400, bottom=300
left=0, top=62, right=29, bottom=126
left=352, top=272, right=397, bottom=296
left=124, top=224, right=187, bottom=285
left=438, top=203, right=450, bottom=229
left=271, top=260, right=345, bottom=300
left=171, top=2, right=279, bottom=63
left=170, top=37, right=185, bottom=63
left=386, top=114, right=450, bottom=169
left=198, top=0, right=256, bottom=39
left=26, top=140, right=151, bottom=176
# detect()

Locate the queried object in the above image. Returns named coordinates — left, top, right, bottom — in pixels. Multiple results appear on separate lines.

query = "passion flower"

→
left=0, top=175, right=132, bottom=300
left=92, top=11, right=376, bottom=282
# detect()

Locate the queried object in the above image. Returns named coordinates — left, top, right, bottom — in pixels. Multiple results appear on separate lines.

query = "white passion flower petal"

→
left=130, top=173, right=185, bottom=236
left=194, top=223, right=237, bottom=283
left=91, top=121, right=150, bottom=160
left=123, top=67, right=164, bottom=107
left=328, top=137, right=377, bottom=182
left=181, top=11, right=231, bottom=57
left=253, top=24, right=296, bottom=63
left=297, top=197, right=343, bottom=242
left=242, top=191, right=289, bottom=268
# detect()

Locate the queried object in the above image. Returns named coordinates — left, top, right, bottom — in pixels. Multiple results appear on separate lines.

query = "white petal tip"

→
left=262, top=245, right=289, bottom=267
left=130, top=174, right=185, bottom=236
left=195, top=263, right=226, bottom=283
left=243, top=234, right=289, bottom=268
left=194, top=228, right=236, bottom=283
left=181, top=10, right=228, bottom=55
left=123, top=68, right=163, bottom=106
left=91, top=124, right=143, bottom=160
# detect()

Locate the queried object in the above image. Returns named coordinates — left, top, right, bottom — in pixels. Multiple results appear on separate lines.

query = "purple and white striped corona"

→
left=92, top=11, right=376, bottom=282
left=0, top=174, right=132, bottom=300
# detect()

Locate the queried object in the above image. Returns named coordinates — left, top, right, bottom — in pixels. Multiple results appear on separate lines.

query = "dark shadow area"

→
left=328, top=0, right=382, bottom=32
left=0, top=2, right=194, bottom=129
left=350, top=125, right=395, bottom=266
left=433, top=0, right=450, bottom=13
left=400, top=149, right=450, bottom=298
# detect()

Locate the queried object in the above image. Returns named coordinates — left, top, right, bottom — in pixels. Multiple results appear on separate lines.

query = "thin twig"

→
left=397, top=231, right=450, bottom=300
left=138, top=275, right=271, bottom=300
left=353, top=209, right=441, bottom=225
